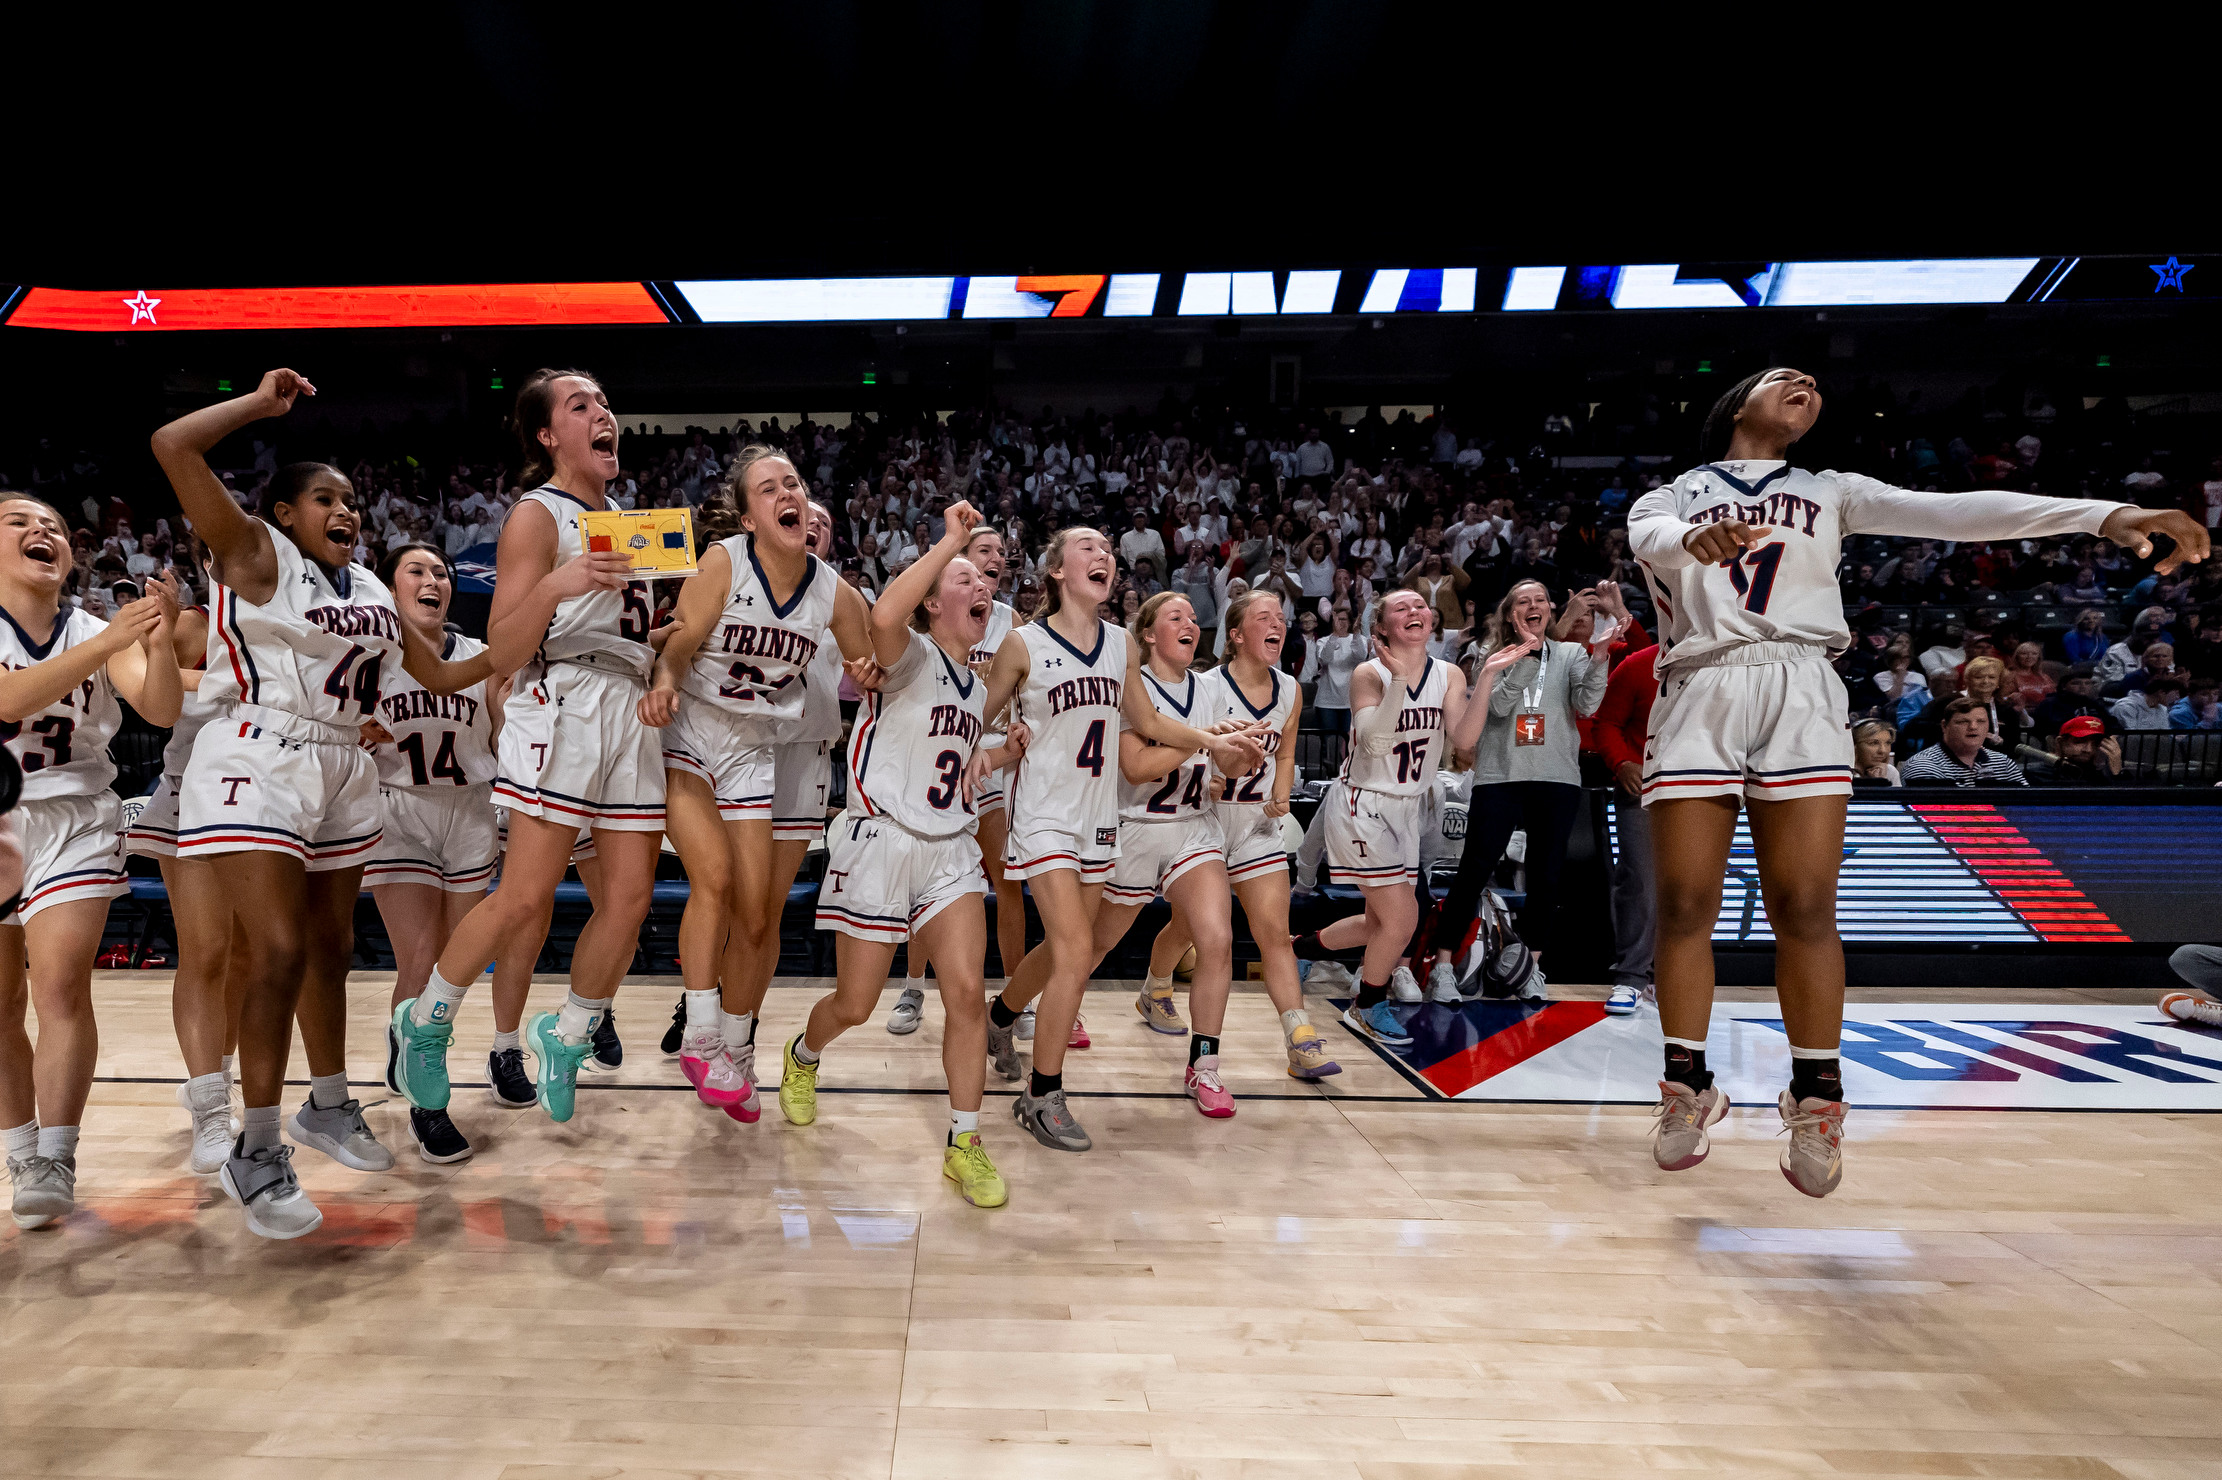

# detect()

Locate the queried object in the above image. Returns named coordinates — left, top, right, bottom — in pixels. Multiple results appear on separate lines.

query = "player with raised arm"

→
left=885, top=525, right=1027, bottom=1038
left=1630, top=367, right=2208, bottom=1196
left=1145, top=590, right=1342, bottom=1082
left=782, top=501, right=1027, bottom=1205
left=384, top=368, right=652, bottom=1139
left=366, top=543, right=501, bottom=1164
left=968, top=528, right=1263, bottom=1154
left=124, top=569, right=250, bottom=1176
left=643, top=452, right=872, bottom=1124
left=1292, top=589, right=1532, bottom=1048
left=151, top=370, right=493, bottom=1239
left=0, top=499, right=181, bottom=1230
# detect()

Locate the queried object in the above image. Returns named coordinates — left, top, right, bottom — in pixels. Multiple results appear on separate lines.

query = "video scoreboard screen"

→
left=1610, top=795, right=2222, bottom=947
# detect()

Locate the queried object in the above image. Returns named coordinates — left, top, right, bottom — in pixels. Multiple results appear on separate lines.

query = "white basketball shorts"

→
left=771, top=739, right=831, bottom=841
left=1641, top=644, right=1854, bottom=806
left=364, top=783, right=500, bottom=892
left=495, top=664, right=666, bottom=832
left=123, top=772, right=184, bottom=859
left=178, top=707, right=383, bottom=871
left=815, top=812, right=985, bottom=943
left=1215, top=802, right=1291, bottom=884
left=1103, top=814, right=1226, bottom=906
left=659, top=699, right=774, bottom=823
left=6, top=790, right=126, bottom=924
left=1322, top=780, right=1422, bottom=888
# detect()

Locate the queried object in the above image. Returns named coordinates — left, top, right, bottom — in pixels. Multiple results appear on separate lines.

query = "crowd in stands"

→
left=6, top=385, right=2219, bottom=791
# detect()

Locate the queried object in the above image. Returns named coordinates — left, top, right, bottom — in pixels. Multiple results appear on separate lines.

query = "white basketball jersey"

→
left=1205, top=663, right=1296, bottom=806
left=679, top=535, right=836, bottom=740
left=1118, top=668, right=1212, bottom=823
left=513, top=487, right=655, bottom=682
left=794, top=620, right=846, bottom=743
left=373, top=633, right=495, bottom=789
left=1007, top=618, right=1128, bottom=840
left=845, top=629, right=986, bottom=838
left=1339, top=656, right=1448, bottom=796
left=161, top=605, right=219, bottom=778
left=0, top=605, right=122, bottom=800
left=1628, top=461, right=2119, bottom=673
left=973, top=599, right=1015, bottom=742
left=203, top=522, right=401, bottom=732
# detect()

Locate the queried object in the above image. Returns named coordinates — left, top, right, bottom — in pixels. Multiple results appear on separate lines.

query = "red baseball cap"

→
left=2059, top=716, right=2105, bottom=738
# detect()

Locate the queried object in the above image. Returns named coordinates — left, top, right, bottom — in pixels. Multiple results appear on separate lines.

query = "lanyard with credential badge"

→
left=1515, top=641, right=1548, bottom=746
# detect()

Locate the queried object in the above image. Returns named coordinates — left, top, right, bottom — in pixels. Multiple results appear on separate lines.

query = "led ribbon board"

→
left=1, top=282, right=670, bottom=331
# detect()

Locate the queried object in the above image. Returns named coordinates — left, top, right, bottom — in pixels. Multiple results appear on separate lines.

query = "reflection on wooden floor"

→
left=6, top=973, right=2220, bottom=1478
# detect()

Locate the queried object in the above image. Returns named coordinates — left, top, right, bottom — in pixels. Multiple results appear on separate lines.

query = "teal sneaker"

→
left=528, top=1011, right=594, bottom=1123
left=389, top=999, right=454, bottom=1110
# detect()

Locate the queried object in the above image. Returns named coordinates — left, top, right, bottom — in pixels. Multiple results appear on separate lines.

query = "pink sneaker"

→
left=1184, top=1056, right=1235, bottom=1118
left=1068, top=1014, right=1091, bottom=1050
left=679, top=1025, right=721, bottom=1090
left=720, top=1038, right=761, bottom=1124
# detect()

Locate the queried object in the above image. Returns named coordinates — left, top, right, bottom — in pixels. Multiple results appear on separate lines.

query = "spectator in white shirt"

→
left=1118, top=509, right=1166, bottom=574
left=1295, top=430, right=1334, bottom=481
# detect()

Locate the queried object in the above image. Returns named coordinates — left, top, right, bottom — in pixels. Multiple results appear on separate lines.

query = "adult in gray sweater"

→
left=1425, top=579, right=1624, bottom=999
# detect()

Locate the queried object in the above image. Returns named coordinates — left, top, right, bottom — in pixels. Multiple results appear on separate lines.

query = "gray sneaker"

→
left=178, top=1079, right=233, bottom=1174
left=287, top=1096, right=395, bottom=1172
left=1777, top=1091, right=1846, bottom=1198
left=9, top=1153, right=75, bottom=1230
left=1014, top=1005, right=1036, bottom=1042
left=887, top=986, right=926, bottom=1036
left=986, top=1017, right=1024, bottom=1081
left=1013, top=1085, right=1092, bottom=1153
left=221, top=1141, right=323, bottom=1240
left=1650, top=1080, right=1729, bottom=1172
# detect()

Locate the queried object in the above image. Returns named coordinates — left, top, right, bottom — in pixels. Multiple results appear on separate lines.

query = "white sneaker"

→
left=222, top=1142, right=323, bottom=1240
left=178, top=1080, right=233, bottom=1174
left=1388, top=965, right=1423, bottom=1003
left=2161, top=991, right=2222, bottom=1028
left=1014, top=1005, right=1037, bottom=1042
left=1604, top=984, right=1642, bottom=1016
left=887, top=985, right=926, bottom=1035
left=1425, top=961, right=1461, bottom=1004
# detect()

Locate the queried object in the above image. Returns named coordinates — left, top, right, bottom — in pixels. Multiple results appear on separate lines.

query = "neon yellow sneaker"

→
left=941, top=1131, right=1008, bottom=1208
left=778, top=1035, right=820, bottom=1126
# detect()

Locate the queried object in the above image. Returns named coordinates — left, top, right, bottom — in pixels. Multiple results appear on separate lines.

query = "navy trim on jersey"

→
left=1695, top=463, right=1791, bottom=499
left=935, top=647, right=975, bottom=700
left=537, top=486, right=596, bottom=511
left=1143, top=669, right=1195, bottom=718
left=744, top=536, right=821, bottom=620
left=1226, top=666, right=1281, bottom=720
left=1042, top=617, right=1107, bottom=668
left=441, top=632, right=457, bottom=660
left=223, top=589, right=263, bottom=705
left=1407, top=657, right=1438, bottom=700
left=0, top=603, right=66, bottom=660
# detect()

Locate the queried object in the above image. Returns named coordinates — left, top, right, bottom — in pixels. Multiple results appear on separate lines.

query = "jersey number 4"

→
left=1720, top=543, right=1785, bottom=615
left=322, top=645, right=386, bottom=716
left=1074, top=718, right=1106, bottom=777
left=396, top=730, right=469, bottom=786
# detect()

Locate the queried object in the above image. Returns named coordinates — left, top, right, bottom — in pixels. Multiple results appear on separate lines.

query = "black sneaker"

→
left=660, top=995, right=685, bottom=1055
left=408, top=1107, right=472, bottom=1164
left=487, top=1047, right=535, bottom=1108
left=385, top=1023, right=401, bottom=1095
left=587, top=1010, right=622, bottom=1074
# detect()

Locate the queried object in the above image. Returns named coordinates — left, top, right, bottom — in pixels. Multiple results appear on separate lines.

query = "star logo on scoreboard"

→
left=2152, top=257, right=2194, bottom=293
left=122, top=289, right=161, bottom=324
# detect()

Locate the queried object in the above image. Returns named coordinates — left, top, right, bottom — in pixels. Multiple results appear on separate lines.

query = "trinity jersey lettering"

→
left=374, top=632, right=496, bottom=789
left=1118, top=669, right=1211, bottom=823
left=680, top=534, right=836, bottom=739
left=200, top=522, right=402, bottom=732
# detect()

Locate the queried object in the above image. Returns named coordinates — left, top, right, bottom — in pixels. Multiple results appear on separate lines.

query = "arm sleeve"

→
left=1627, top=485, right=1705, bottom=569
left=1567, top=643, right=1609, bottom=718
left=1352, top=671, right=1408, bottom=756
left=1833, top=472, right=2125, bottom=542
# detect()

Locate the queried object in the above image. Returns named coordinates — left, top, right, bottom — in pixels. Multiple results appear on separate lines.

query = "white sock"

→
left=493, top=1028, right=521, bottom=1052
left=309, top=1073, right=350, bottom=1110
left=685, top=989, right=722, bottom=1030
left=185, top=1070, right=227, bottom=1109
left=555, top=993, right=610, bottom=1044
left=1144, top=972, right=1172, bottom=995
left=949, top=1108, right=979, bottom=1140
left=412, top=965, right=470, bottom=1026
left=243, top=1103, right=282, bottom=1153
left=36, top=1125, right=78, bottom=1161
left=1663, top=1035, right=1708, bottom=1052
left=721, top=1010, right=755, bottom=1053
left=3, top=1119, right=37, bottom=1160
left=220, top=1053, right=236, bottom=1084
left=1280, top=1008, right=1312, bottom=1041
left=791, top=1034, right=821, bottom=1065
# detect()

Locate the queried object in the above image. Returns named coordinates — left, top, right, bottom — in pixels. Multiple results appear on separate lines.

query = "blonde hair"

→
left=1962, top=655, right=2007, bottom=697
left=909, top=555, right=979, bottom=634
left=1131, top=591, right=1194, bottom=654
left=1482, top=579, right=1551, bottom=653
left=1373, top=587, right=1430, bottom=640
left=705, top=444, right=796, bottom=546
left=1221, top=588, right=1279, bottom=659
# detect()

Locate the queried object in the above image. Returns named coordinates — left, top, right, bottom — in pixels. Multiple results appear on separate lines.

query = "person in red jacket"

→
left=1589, top=635, right=1659, bottom=1015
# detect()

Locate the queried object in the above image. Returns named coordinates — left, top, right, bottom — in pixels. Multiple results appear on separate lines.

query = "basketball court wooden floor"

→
left=6, top=973, right=2221, bottom=1479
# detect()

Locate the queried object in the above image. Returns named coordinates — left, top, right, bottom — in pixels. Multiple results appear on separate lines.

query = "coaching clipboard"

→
left=580, top=506, right=699, bottom=577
